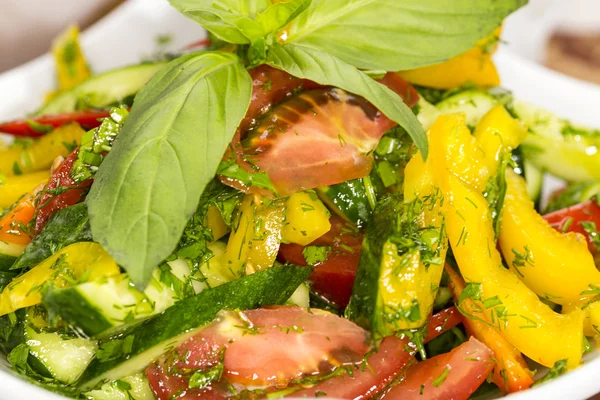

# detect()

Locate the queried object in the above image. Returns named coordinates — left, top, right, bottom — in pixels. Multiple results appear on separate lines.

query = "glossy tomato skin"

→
left=543, top=200, right=600, bottom=254
left=381, top=337, right=493, bottom=400
left=278, top=216, right=363, bottom=307
left=0, top=110, right=112, bottom=137
left=34, top=149, right=92, bottom=234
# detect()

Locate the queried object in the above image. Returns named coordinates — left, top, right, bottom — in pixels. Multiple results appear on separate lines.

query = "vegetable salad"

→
left=1, top=0, right=599, bottom=399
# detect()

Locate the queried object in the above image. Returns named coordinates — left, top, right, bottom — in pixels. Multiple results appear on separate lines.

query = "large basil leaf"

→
left=285, top=0, right=527, bottom=71
left=266, top=43, right=427, bottom=158
left=169, top=0, right=271, bottom=44
left=87, top=52, right=252, bottom=287
left=256, top=0, right=312, bottom=36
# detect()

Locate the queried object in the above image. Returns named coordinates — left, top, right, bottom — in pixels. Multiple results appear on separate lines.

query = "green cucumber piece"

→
left=0, top=241, right=25, bottom=271
left=436, top=90, right=497, bottom=127
left=25, top=323, right=97, bottom=383
left=317, top=179, right=372, bottom=228
left=11, top=203, right=92, bottom=271
left=78, top=265, right=311, bottom=389
left=523, top=160, right=544, bottom=204
left=85, top=373, right=154, bottom=400
left=38, top=63, right=166, bottom=115
left=43, top=250, right=227, bottom=337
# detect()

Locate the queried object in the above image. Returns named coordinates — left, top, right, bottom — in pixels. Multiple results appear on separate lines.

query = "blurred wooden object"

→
left=0, top=0, right=123, bottom=72
left=547, top=31, right=600, bottom=84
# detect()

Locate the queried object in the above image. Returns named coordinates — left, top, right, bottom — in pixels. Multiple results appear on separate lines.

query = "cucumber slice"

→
left=317, top=179, right=371, bottom=228
left=25, top=321, right=97, bottom=383
left=85, top=373, right=154, bottom=400
left=43, top=254, right=214, bottom=337
left=523, top=160, right=544, bottom=204
left=436, top=90, right=497, bottom=127
left=0, top=241, right=25, bottom=271
left=78, top=265, right=311, bottom=389
left=38, top=63, right=166, bottom=115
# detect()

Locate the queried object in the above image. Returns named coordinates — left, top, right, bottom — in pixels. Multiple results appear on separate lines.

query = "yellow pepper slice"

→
left=222, top=195, right=285, bottom=277
left=474, top=105, right=528, bottom=176
left=206, top=205, right=229, bottom=242
left=499, top=170, right=600, bottom=304
left=431, top=114, right=583, bottom=369
left=0, top=171, right=48, bottom=208
left=49, top=25, right=92, bottom=97
left=397, top=28, right=501, bottom=89
left=281, top=191, right=331, bottom=246
left=0, top=123, right=85, bottom=176
left=0, top=242, right=120, bottom=316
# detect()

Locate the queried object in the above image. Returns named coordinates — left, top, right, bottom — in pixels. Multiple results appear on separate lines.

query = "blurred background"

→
left=1, top=0, right=600, bottom=84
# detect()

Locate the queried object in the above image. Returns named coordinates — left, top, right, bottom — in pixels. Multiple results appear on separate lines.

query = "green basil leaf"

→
left=87, top=52, right=252, bottom=288
left=168, top=0, right=271, bottom=44
left=285, top=0, right=527, bottom=71
left=256, top=0, right=312, bottom=36
left=266, top=43, right=427, bottom=158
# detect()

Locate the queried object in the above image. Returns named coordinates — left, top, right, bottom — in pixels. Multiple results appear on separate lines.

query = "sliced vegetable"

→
left=78, top=265, right=312, bottom=389
left=11, top=202, right=91, bottom=271
left=0, top=111, right=112, bottom=138
left=278, top=216, right=362, bottom=307
left=85, top=373, right=154, bottom=400
left=446, top=264, right=533, bottom=393
left=381, top=337, right=494, bottom=400
left=38, top=63, right=166, bottom=115
left=397, top=28, right=501, bottom=89
left=34, top=148, right=92, bottom=234
left=436, top=90, right=497, bottom=128
left=222, top=195, right=286, bottom=277
left=544, top=200, right=600, bottom=255
left=281, top=191, right=330, bottom=245
left=146, top=307, right=370, bottom=397
left=0, top=190, right=37, bottom=246
left=43, top=248, right=224, bottom=337
left=346, top=194, right=438, bottom=335
left=0, top=123, right=85, bottom=177
left=25, top=317, right=97, bottom=383
left=51, top=25, right=92, bottom=92
left=317, top=179, right=372, bottom=229
left=0, top=242, right=120, bottom=316
left=0, top=171, right=48, bottom=208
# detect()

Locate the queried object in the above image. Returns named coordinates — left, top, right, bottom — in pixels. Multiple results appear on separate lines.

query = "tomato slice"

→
left=381, top=337, right=494, bottom=400
left=0, top=110, right=111, bottom=137
left=34, top=149, right=92, bottom=234
left=543, top=200, right=600, bottom=254
left=278, top=216, right=363, bottom=307
left=146, top=307, right=370, bottom=399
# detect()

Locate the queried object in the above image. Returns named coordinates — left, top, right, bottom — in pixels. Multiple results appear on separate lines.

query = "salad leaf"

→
left=87, top=52, right=252, bottom=288
left=285, top=0, right=527, bottom=71
left=256, top=0, right=312, bottom=36
left=168, top=0, right=271, bottom=44
left=266, top=43, right=427, bottom=158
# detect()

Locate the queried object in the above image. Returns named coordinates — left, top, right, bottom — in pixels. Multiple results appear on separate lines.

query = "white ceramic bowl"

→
left=1, top=1, right=600, bottom=398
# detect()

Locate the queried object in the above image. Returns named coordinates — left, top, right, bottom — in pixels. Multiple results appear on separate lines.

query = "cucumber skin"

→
left=43, top=286, right=114, bottom=336
left=78, top=265, right=312, bottom=387
left=318, top=179, right=372, bottom=229
left=0, top=255, right=16, bottom=272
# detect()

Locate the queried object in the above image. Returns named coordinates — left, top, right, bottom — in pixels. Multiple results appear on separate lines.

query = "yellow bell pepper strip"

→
left=205, top=204, right=229, bottom=243
left=446, top=263, right=534, bottom=393
left=432, top=114, right=584, bottom=369
left=281, top=191, right=331, bottom=246
left=397, top=28, right=501, bottom=89
left=563, top=300, right=600, bottom=338
left=222, top=195, right=286, bottom=278
left=0, top=242, right=120, bottom=316
left=0, top=170, right=48, bottom=209
left=0, top=123, right=85, bottom=176
left=474, top=105, right=528, bottom=176
left=499, top=170, right=600, bottom=305
left=51, top=25, right=92, bottom=93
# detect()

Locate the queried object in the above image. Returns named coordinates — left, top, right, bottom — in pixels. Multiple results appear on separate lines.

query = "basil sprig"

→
left=87, top=52, right=251, bottom=287
left=89, top=0, right=526, bottom=287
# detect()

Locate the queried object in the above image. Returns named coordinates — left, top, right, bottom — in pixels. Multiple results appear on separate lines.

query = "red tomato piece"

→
left=146, top=307, right=370, bottom=399
left=0, top=110, right=112, bottom=137
left=278, top=216, right=363, bottom=307
left=34, top=149, right=92, bottom=234
left=543, top=200, right=600, bottom=254
left=381, top=337, right=494, bottom=400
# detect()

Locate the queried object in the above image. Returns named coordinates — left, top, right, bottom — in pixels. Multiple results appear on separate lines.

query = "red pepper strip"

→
left=183, top=38, right=212, bottom=50
left=543, top=200, right=600, bottom=255
left=34, top=149, right=92, bottom=234
left=290, top=306, right=461, bottom=399
left=0, top=110, right=112, bottom=137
